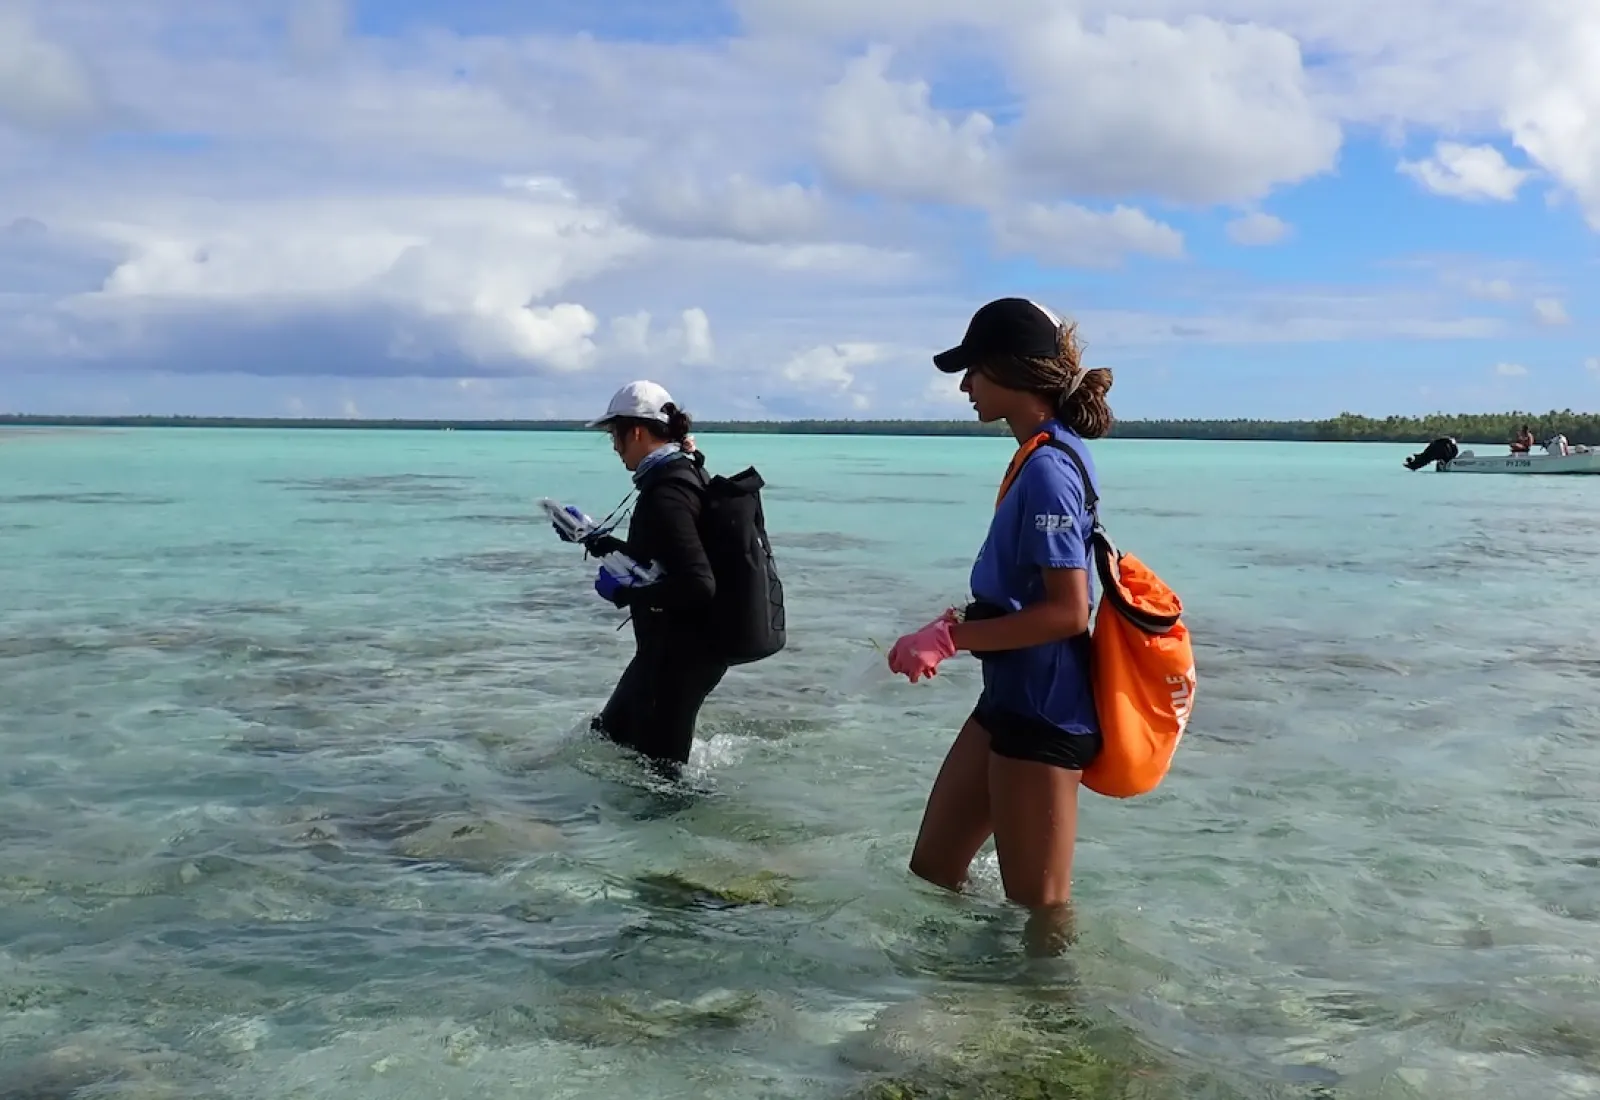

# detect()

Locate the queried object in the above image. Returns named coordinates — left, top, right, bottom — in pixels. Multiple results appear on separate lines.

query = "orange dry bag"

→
left=997, top=432, right=1197, bottom=798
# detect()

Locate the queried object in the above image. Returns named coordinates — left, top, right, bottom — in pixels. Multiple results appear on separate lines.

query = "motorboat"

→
left=1440, top=449, right=1600, bottom=474
left=1404, top=434, right=1600, bottom=474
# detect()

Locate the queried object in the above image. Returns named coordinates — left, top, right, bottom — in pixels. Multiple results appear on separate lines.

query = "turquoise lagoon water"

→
left=3, top=426, right=1600, bottom=1098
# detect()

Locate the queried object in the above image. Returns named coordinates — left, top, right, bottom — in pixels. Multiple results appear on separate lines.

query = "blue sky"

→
left=0, top=0, right=1596, bottom=421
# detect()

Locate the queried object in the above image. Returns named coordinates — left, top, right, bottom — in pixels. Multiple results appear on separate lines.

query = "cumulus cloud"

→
left=815, top=47, right=999, bottom=206
left=0, top=7, right=104, bottom=133
left=1226, top=212, right=1292, bottom=246
left=923, top=369, right=970, bottom=408
left=737, top=0, right=1600, bottom=229
left=620, top=174, right=830, bottom=243
left=19, top=176, right=791, bottom=379
left=1494, top=361, right=1527, bottom=377
left=1462, top=277, right=1519, bottom=302
left=992, top=203, right=1184, bottom=267
left=808, top=15, right=1336, bottom=248
left=780, top=342, right=887, bottom=391
left=606, top=307, right=715, bottom=366
left=1532, top=297, right=1568, bottom=325
left=1007, top=14, right=1340, bottom=205
left=14, top=183, right=649, bottom=374
left=2, top=0, right=1598, bottom=418
left=1501, top=5, right=1600, bottom=228
left=680, top=307, right=715, bottom=364
left=1399, top=142, right=1530, bottom=202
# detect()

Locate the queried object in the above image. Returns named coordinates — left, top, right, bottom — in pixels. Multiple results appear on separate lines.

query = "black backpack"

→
left=659, top=462, right=786, bottom=665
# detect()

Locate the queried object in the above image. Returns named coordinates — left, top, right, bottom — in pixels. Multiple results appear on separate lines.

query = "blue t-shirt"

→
left=968, top=422, right=1099, bottom=736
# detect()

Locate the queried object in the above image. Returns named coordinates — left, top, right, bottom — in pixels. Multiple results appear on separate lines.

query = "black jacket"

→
left=595, top=454, right=717, bottom=638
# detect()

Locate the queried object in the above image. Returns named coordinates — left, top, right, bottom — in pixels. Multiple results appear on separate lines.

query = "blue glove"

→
left=594, top=566, right=631, bottom=607
left=552, top=505, right=587, bottom=544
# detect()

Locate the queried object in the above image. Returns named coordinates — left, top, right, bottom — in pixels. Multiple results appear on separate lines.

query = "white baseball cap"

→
left=587, top=380, right=674, bottom=428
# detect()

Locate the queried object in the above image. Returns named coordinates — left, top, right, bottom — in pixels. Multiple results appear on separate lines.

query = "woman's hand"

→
left=582, top=532, right=626, bottom=558
left=888, top=615, right=957, bottom=681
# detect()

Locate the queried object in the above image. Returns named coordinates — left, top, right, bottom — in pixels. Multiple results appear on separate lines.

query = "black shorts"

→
left=973, top=695, right=1102, bottom=772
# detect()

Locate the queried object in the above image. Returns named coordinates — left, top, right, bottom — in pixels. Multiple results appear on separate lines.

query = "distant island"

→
left=2, top=411, right=1594, bottom=446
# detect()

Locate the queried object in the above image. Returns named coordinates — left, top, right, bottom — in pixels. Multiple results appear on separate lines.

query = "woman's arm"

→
left=953, top=450, right=1093, bottom=652
left=617, top=480, right=716, bottom=610
left=951, top=567, right=1090, bottom=652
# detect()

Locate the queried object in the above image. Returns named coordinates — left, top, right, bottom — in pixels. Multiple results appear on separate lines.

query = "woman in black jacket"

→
left=576, top=380, right=726, bottom=776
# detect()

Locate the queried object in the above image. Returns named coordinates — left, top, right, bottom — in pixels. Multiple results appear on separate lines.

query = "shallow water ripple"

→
left=3, top=429, right=1600, bottom=1098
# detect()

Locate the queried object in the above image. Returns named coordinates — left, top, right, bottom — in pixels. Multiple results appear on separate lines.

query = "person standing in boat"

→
left=1511, top=425, right=1535, bottom=453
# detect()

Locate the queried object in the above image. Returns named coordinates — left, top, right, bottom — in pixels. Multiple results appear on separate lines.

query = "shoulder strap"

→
left=996, top=432, right=1099, bottom=514
left=1038, top=437, right=1099, bottom=514
left=641, top=454, right=708, bottom=493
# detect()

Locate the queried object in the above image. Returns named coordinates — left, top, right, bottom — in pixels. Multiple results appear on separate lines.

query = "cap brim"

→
left=933, top=345, right=975, bottom=373
left=586, top=410, right=671, bottom=428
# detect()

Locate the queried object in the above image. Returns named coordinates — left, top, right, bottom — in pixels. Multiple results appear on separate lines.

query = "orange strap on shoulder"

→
left=995, top=431, right=1052, bottom=509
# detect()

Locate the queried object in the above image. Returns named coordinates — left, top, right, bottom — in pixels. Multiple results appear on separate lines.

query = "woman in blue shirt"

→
left=886, top=297, right=1114, bottom=938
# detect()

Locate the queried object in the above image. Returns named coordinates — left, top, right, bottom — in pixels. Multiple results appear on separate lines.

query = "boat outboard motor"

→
left=1404, top=436, right=1458, bottom=471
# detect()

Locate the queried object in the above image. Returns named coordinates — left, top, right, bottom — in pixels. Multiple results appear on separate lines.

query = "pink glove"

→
left=887, top=615, right=958, bottom=682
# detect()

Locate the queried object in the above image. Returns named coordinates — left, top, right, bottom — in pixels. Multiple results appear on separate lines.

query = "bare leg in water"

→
left=909, top=717, right=1083, bottom=956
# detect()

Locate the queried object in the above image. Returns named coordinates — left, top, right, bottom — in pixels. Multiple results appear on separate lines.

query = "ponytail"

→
left=980, top=319, right=1116, bottom=440
left=1056, top=366, right=1114, bottom=440
left=608, top=402, right=697, bottom=450
left=662, top=402, right=694, bottom=448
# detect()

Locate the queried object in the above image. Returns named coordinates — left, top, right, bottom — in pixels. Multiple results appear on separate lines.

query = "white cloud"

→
left=1587, top=356, right=1600, bottom=376
left=1501, top=5, right=1600, bottom=228
left=1494, top=361, right=1527, bottom=376
left=15, top=183, right=651, bottom=374
left=924, top=370, right=970, bottom=408
left=1226, top=212, right=1292, bottom=246
left=815, top=46, right=999, bottom=205
left=605, top=307, right=715, bottom=366
left=733, top=0, right=1021, bottom=37
left=1399, top=142, right=1530, bottom=202
left=780, top=342, right=887, bottom=391
left=0, top=7, right=104, bottom=133
left=1463, top=277, right=1519, bottom=301
left=286, top=0, right=346, bottom=67
left=88, top=190, right=642, bottom=307
left=2, top=0, right=1598, bottom=418
left=809, top=14, right=1339, bottom=215
left=620, top=174, right=830, bottom=243
left=1533, top=297, right=1569, bottom=325
left=680, top=307, right=715, bottom=365
left=736, top=0, right=1600, bottom=228
left=992, top=203, right=1184, bottom=267
left=1007, top=14, right=1341, bottom=205
left=608, top=311, right=653, bottom=358
left=1074, top=291, right=1505, bottom=346
left=456, top=303, right=598, bottom=372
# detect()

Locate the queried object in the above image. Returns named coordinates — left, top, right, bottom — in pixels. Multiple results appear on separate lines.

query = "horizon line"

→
left=3, top=410, right=1595, bottom=426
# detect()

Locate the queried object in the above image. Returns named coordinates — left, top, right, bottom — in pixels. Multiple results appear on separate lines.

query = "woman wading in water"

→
left=574, top=381, right=727, bottom=777
left=886, top=297, right=1113, bottom=950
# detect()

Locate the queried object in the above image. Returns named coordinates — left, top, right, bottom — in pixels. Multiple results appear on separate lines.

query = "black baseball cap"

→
left=933, top=297, right=1062, bottom=373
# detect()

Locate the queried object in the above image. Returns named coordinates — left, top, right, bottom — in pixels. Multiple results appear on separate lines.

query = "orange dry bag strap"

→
left=996, top=432, right=1100, bottom=515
